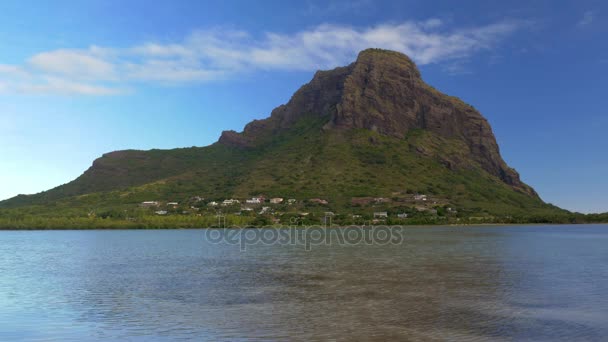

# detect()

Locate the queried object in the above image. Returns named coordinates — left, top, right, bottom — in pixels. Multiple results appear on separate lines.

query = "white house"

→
left=414, top=194, right=428, bottom=201
left=397, top=213, right=408, bottom=219
left=155, top=210, right=168, bottom=215
left=141, top=201, right=159, bottom=207
left=222, top=199, right=240, bottom=206
left=374, top=212, right=388, bottom=218
left=270, top=197, right=284, bottom=204
left=207, top=201, right=219, bottom=207
left=246, top=198, right=262, bottom=204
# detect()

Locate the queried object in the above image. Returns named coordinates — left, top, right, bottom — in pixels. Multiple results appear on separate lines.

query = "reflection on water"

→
left=1, top=225, right=607, bottom=341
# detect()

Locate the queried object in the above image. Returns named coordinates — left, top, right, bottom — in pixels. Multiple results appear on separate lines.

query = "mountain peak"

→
left=219, top=48, right=536, bottom=196
left=354, top=48, right=421, bottom=78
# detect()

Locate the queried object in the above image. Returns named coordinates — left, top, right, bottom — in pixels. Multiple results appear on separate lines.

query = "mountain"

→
left=0, top=49, right=562, bottom=219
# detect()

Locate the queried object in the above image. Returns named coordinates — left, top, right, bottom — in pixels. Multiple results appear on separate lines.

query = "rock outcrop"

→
left=220, top=48, right=535, bottom=196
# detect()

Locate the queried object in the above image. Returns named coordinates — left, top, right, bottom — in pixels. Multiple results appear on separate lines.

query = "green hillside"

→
left=0, top=113, right=569, bottom=229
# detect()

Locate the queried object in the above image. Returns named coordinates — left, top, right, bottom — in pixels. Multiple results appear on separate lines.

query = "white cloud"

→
left=1, top=63, right=125, bottom=96
left=28, top=49, right=117, bottom=80
left=578, top=11, right=595, bottom=27
left=130, top=43, right=194, bottom=58
left=123, top=60, right=226, bottom=83
left=0, top=19, right=526, bottom=96
left=0, top=64, right=22, bottom=74
left=18, top=77, right=127, bottom=96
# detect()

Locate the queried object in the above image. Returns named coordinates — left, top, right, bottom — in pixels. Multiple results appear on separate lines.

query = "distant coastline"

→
left=1, top=214, right=607, bottom=230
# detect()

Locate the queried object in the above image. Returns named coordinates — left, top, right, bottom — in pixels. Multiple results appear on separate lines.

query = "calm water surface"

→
left=1, top=225, right=607, bottom=341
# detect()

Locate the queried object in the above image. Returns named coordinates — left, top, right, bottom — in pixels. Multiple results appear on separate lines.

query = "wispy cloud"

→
left=28, top=49, right=118, bottom=80
left=18, top=77, right=127, bottom=96
left=0, top=19, right=526, bottom=96
left=442, top=61, right=474, bottom=76
left=578, top=10, right=595, bottom=27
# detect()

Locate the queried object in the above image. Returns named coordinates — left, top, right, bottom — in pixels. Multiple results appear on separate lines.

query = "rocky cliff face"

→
left=220, top=48, right=536, bottom=196
left=218, top=64, right=353, bottom=147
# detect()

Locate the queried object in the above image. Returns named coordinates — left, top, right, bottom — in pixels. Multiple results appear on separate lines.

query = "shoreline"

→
left=1, top=222, right=607, bottom=231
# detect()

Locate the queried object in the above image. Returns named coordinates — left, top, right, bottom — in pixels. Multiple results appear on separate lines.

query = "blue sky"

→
left=0, top=0, right=606, bottom=213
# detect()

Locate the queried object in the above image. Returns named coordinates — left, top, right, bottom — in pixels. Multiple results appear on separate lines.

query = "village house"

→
left=397, top=213, right=408, bottom=219
left=287, top=199, right=297, bottom=205
left=309, top=198, right=328, bottom=205
left=270, top=197, right=284, bottom=204
left=259, top=206, right=271, bottom=215
left=246, top=198, right=262, bottom=204
left=241, top=207, right=254, bottom=212
left=374, top=212, right=388, bottom=218
left=222, top=199, right=240, bottom=206
left=155, top=210, right=168, bottom=215
left=207, top=201, right=219, bottom=207
left=141, top=201, right=159, bottom=207
left=167, top=202, right=179, bottom=207
left=414, top=194, right=428, bottom=201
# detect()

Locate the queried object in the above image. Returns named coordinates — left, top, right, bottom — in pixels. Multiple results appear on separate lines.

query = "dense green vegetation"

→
left=0, top=203, right=606, bottom=230
left=1, top=114, right=605, bottom=229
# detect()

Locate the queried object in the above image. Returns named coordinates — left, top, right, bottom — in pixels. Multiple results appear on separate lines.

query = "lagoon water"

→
left=1, top=225, right=607, bottom=341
